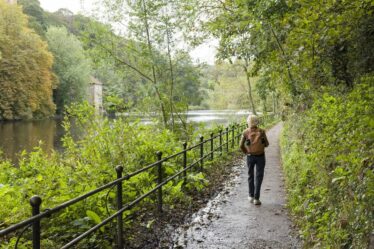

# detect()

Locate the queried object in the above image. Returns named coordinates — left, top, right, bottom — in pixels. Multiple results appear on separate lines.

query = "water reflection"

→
left=187, top=110, right=249, bottom=125
left=0, top=110, right=250, bottom=161
left=0, top=119, right=64, bottom=161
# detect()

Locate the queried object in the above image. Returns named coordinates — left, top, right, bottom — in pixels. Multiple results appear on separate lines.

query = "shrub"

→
left=281, top=80, right=374, bottom=248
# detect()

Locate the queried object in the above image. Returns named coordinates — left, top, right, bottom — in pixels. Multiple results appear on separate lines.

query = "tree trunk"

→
left=173, top=102, right=188, bottom=133
left=268, top=25, right=297, bottom=97
left=263, top=96, right=267, bottom=114
left=243, top=62, right=257, bottom=115
left=166, top=27, right=175, bottom=131
left=142, top=0, right=168, bottom=128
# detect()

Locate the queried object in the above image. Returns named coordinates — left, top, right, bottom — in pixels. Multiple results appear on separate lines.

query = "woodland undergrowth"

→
left=281, top=81, right=374, bottom=248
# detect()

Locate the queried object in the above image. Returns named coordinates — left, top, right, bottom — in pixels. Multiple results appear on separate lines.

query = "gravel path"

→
left=172, top=123, right=302, bottom=249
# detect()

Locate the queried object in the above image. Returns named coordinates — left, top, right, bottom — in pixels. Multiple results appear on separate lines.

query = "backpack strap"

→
left=259, top=128, right=269, bottom=147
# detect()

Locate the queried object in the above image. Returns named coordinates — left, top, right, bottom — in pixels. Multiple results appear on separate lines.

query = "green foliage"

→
left=104, top=95, right=129, bottom=113
left=203, top=62, right=265, bottom=111
left=280, top=81, right=374, bottom=248
left=185, top=172, right=208, bottom=192
left=18, top=0, right=47, bottom=36
left=46, top=26, right=92, bottom=114
left=87, top=0, right=208, bottom=128
left=0, top=103, right=245, bottom=248
left=16, top=0, right=209, bottom=122
left=0, top=1, right=55, bottom=120
left=190, top=0, right=374, bottom=111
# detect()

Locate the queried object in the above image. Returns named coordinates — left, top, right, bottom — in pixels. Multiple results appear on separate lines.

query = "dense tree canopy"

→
left=183, top=0, right=374, bottom=110
left=16, top=0, right=208, bottom=124
left=46, top=26, right=92, bottom=114
left=0, top=1, right=55, bottom=120
left=18, top=0, right=47, bottom=36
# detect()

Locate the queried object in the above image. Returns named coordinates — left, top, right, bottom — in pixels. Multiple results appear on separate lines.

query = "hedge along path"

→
left=173, top=123, right=302, bottom=249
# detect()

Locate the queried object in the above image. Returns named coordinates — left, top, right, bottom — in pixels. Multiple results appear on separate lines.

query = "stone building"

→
left=87, top=76, right=103, bottom=114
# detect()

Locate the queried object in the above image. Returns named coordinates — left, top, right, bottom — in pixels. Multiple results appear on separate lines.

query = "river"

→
left=0, top=110, right=250, bottom=161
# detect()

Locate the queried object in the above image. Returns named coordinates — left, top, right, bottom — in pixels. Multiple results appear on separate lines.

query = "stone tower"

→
left=87, top=76, right=103, bottom=114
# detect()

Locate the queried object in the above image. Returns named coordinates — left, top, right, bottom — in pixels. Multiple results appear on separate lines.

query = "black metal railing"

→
left=0, top=115, right=274, bottom=249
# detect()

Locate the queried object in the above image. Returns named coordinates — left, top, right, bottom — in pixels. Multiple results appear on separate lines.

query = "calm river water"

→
left=0, top=110, right=250, bottom=161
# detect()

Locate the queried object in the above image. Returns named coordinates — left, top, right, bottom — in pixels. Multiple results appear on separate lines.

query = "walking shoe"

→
left=253, top=199, right=262, bottom=205
left=248, top=197, right=254, bottom=203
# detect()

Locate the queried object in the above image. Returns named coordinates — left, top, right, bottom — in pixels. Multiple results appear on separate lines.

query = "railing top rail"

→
left=61, top=156, right=203, bottom=248
left=0, top=174, right=129, bottom=236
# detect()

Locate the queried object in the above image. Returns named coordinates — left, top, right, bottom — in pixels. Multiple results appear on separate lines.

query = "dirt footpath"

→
left=172, top=123, right=302, bottom=249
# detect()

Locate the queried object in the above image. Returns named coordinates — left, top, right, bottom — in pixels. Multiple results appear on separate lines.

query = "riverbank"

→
left=0, top=110, right=252, bottom=162
left=1, top=105, right=279, bottom=248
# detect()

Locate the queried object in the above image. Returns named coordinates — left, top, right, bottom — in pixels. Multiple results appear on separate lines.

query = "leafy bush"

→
left=0, top=103, right=252, bottom=248
left=281, top=80, right=374, bottom=248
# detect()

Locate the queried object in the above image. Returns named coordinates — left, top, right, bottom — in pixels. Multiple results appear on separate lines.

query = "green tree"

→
left=46, top=26, right=92, bottom=114
left=184, top=0, right=373, bottom=109
left=88, top=0, right=207, bottom=129
left=203, top=62, right=259, bottom=110
left=18, top=0, right=47, bottom=36
left=0, top=2, right=55, bottom=120
left=79, top=21, right=150, bottom=112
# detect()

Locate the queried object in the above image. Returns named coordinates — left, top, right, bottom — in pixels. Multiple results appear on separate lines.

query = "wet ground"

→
left=171, top=123, right=302, bottom=249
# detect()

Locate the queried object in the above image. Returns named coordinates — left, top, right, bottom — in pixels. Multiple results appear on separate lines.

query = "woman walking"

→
left=239, top=115, right=269, bottom=205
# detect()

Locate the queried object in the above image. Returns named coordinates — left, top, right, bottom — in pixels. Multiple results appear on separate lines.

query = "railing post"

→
left=235, top=124, right=238, bottom=144
left=30, top=196, right=42, bottom=249
left=115, top=166, right=124, bottom=249
left=183, top=142, right=187, bottom=181
left=225, top=127, right=229, bottom=153
left=199, top=136, right=204, bottom=171
left=156, top=151, right=163, bottom=214
left=237, top=124, right=241, bottom=144
left=231, top=125, right=235, bottom=149
left=210, top=133, right=214, bottom=160
left=219, top=129, right=223, bottom=156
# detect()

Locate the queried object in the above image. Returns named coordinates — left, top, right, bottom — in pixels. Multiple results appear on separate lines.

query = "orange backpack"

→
left=244, top=128, right=265, bottom=155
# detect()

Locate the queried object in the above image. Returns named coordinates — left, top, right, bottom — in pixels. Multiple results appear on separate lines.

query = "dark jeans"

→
left=247, top=154, right=266, bottom=199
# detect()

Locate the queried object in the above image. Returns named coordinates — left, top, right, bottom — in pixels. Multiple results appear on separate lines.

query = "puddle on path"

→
left=169, top=160, right=245, bottom=248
